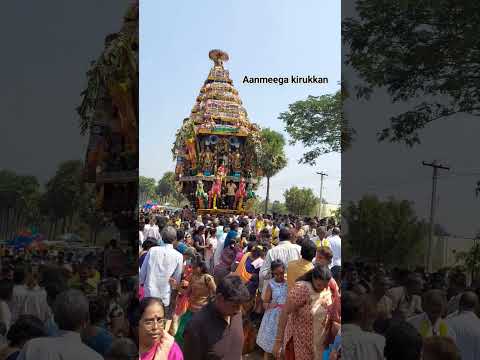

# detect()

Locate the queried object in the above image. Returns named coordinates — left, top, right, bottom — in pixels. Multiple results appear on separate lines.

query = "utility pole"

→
left=422, top=161, right=449, bottom=272
left=316, top=172, right=327, bottom=219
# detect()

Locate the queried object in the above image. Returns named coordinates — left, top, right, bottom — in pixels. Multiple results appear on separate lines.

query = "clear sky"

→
left=140, top=0, right=341, bottom=205
left=0, top=1, right=129, bottom=186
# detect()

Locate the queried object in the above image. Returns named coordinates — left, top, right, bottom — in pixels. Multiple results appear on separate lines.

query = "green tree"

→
left=456, top=242, right=480, bottom=282
left=139, top=176, right=157, bottom=204
left=332, top=206, right=342, bottom=225
left=77, top=183, right=104, bottom=245
left=257, top=128, right=288, bottom=214
left=44, top=160, right=84, bottom=237
left=280, top=91, right=349, bottom=165
left=254, top=199, right=287, bottom=215
left=156, top=172, right=187, bottom=207
left=271, top=200, right=288, bottom=215
left=343, top=1, right=480, bottom=146
left=0, top=170, right=41, bottom=238
left=251, top=198, right=262, bottom=214
left=156, top=172, right=176, bottom=199
left=284, top=187, right=318, bottom=216
left=343, top=195, right=427, bottom=266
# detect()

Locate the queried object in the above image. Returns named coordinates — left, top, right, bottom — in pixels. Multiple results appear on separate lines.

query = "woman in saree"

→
left=173, top=256, right=216, bottom=349
left=213, top=237, right=240, bottom=286
left=172, top=247, right=196, bottom=318
left=138, top=297, right=183, bottom=360
left=273, top=265, right=336, bottom=360
left=234, top=244, right=264, bottom=284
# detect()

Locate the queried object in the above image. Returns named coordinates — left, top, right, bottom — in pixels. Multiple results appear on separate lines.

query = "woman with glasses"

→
left=138, top=297, right=183, bottom=360
left=184, top=233, right=194, bottom=248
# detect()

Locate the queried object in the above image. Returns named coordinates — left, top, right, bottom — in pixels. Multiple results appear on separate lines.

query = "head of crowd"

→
left=0, top=236, right=139, bottom=359
left=139, top=205, right=480, bottom=360
left=2, top=202, right=479, bottom=360
left=339, top=254, right=480, bottom=359
left=138, top=205, right=342, bottom=359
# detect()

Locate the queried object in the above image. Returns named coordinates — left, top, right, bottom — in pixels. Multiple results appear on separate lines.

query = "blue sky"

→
left=140, top=0, right=341, bottom=204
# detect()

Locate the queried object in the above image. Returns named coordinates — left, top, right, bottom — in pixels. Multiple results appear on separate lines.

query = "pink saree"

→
left=140, top=341, right=183, bottom=360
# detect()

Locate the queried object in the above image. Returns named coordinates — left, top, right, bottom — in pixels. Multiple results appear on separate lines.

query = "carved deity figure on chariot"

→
left=216, top=159, right=227, bottom=185
left=230, top=149, right=242, bottom=176
left=244, top=183, right=257, bottom=212
left=233, top=177, right=247, bottom=211
left=201, top=146, right=215, bottom=176
left=208, top=175, right=223, bottom=210
left=195, top=180, right=208, bottom=209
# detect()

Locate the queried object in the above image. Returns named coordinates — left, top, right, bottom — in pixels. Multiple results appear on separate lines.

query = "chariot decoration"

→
left=172, top=50, right=261, bottom=214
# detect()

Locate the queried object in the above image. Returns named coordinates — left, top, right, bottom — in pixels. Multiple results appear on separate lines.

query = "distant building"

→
left=318, top=203, right=340, bottom=219
left=433, top=235, right=475, bottom=269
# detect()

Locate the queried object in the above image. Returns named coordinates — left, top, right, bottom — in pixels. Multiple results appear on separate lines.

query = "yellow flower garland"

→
left=419, top=319, right=448, bottom=337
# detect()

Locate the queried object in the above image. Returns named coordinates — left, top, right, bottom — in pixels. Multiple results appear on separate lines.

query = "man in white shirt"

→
left=143, top=218, right=161, bottom=242
left=446, top=291, right=480, bottom=360
left=17, top=289, right=102, bottom=360
left=387, top=273, right=424, bottom=320
left=342, top=291, right=385, bottom=360
left=140, top=226, right=183, bottom=316
left=446, top=272, right=467, bottom=315
left=408, top=289, right=455, bottom=339
left=259, top=228, right=300, bottom=292
left=214, top=225, right=227, bottom=268
left=327, top=227, right=341, bottom=268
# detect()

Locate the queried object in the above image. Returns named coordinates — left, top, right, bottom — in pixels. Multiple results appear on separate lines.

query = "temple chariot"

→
left=172, top=50, right=262, bottom=215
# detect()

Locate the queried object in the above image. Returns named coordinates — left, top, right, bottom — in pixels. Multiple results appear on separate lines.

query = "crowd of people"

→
left=0, top=237, right=139, bottom=360
left=2, top=203, right=478, bottom=360
left=138, top=206, right=341, bottom=360
left=139, top=205, right=480, bottom=360
left=339, top=256, right=480, bottom=359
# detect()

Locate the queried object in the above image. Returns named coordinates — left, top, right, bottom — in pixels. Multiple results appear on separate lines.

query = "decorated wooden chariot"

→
left=79, top=2, right=138, bottom=248
left=173, top=50, right=262, bottom=215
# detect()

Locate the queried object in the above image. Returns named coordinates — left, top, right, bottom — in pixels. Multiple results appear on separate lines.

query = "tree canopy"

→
left=139, top=176, right=157, bottom=203
left=156, top=171, right=187, bottom=207
left=284, top=186, right=318, bottom=216
left=271, top=200, right=288, bottom=215
left=280, top=91, right=347, bottom=165
left=257, top=128, right=288, bottom=178
left=456, top=242, right=480, bottom=282
left=0, top=170, right=42, bottom=236
left=0, top=161, right=92, bottom=240
left=343, top=0, right=480, bottom=145
left=343, top=195, right=427, bottom=266
left=156, top=172, right=176, bottom=199
left=255, top=199, right=288, bottom=215
left=257, top=128, right=288, bottom=213
left=44, top=160, right=84, bottom=221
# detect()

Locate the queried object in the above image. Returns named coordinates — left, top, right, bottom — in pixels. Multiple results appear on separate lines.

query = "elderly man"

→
left=140, top=225, right=183, bottom=319
left=17, top=289, right=103, bottom=360
left=446, top=291, right=480, bottom=360
left=408, top=289, right=455, bottom=339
